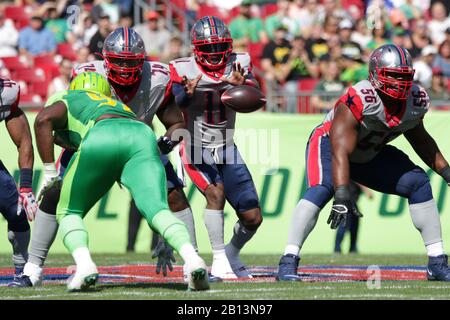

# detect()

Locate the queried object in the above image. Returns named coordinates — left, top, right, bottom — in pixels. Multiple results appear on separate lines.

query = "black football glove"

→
left=151, top=236, right=176, bottom=277
left=157, top=136, right=179, bottom=155
left=327, top=185, right=362, bottom=229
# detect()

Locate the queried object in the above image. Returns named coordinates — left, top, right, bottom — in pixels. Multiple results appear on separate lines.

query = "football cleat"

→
left=67, top=263, right=99, bottom=292
left=225, top=244, right=253, bottom=278
left=8, top=274, right=33, bottom=288
left=186, top=258, right=209, bottom=291
left=276, top=254, right=301, bottom=281
left=210, top=255, right=238, bottom=280
left=427, top=254, right=450, bottom=281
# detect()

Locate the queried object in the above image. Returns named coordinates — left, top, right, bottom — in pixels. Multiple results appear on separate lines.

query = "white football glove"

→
left=36, top=163, right=62, bottom=202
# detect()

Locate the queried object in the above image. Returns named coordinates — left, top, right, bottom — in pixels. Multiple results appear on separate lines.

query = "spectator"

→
left=290, top=0, right=321, bottom=38
left=262, top=31, right=317, bottom=113
left=0, top=6, right=19, bottom=58
left=409, top=18, right=432, bottom=59
left=322, top=14, right=340, bottom=40
left=339, top=19, right=363, bottom=63
left=414, top=45, right=438, bottom=89
left=161, top=36, right=189, bottom=64
left=88, top=13, right=112, bottom=56
left=433, top=39, right=450, bottom=78
left=399, top=0, right=423, bottom=21
left=366, top=22, right=392, bottom=53
left=71, top=13, right=99, bottom=49
left=428, top=67, right=450, bottom=101
left=428, top=1, right=450, bottom=46
left=92, top=0, right=120, bottom=25
left=119, top=14, right=133, bottom=28
left=391, top=27, right=413, bottom=52
left=317, top=0, right=351, bottom=24
left=45, top=2, right=70, bottom=43
left=351, top=18, right=372, bottom=49
left=228, top=1, right=267, bottom=48
left=265, top=0, right=300, bottom=40
left=18, top=15, right=57, bottom=59
left=134, top=11, right=171, bottom=58
left=306, top=24, right=328, bottom=61
left=75, top=46, right=92, bottom=65
left=311, top=59, right=345, bottom=112
left=339, top=49, right=368, bottom=86
left=47, top=58, right=73, bottom=97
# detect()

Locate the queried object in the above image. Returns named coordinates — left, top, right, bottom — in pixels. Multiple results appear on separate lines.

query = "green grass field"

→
left=1, top=254, right=450, bottom=300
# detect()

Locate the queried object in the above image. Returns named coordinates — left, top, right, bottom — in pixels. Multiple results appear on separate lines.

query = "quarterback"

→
left=170, top=16, right=262, bottom=279
left=278, top=44, right=450, bottom=281
left=33, top=72, right=209, bottom=291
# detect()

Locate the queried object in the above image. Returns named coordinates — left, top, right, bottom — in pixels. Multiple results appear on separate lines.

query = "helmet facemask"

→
left=371, top=66, right=415, bottom=100
left=103, top=52, right=145, bottom=86
left=193, top=39, right=233, bottom=70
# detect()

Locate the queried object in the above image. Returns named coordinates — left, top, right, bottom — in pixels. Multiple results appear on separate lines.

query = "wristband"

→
left=19, top=168, right=33, bottom=189
left=334, top=185, right=351, bottom=201
left=43, top=162, right=58, bottom=178
left=439, top=166, right=450, bottom=184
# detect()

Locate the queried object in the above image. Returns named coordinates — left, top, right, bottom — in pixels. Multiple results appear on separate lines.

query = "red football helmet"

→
left=191, top=16, right=233, bottom=70
left=102, top=27, right=146, bottom=86
left=369, top=44, right=415, bottom=100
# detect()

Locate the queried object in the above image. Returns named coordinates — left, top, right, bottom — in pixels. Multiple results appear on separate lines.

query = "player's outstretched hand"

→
left=327, top=199, right=362, bottom=229
left=220, top=62, right=245, bottom=86
left=152, top=236, right=176, bottom=277
left=17, top=188, right=38, bottom=221
left=182, top=75, right=202, bottom=97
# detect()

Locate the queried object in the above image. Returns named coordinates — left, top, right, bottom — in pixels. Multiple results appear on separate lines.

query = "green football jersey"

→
left=45, top=90, right=137, bottom=149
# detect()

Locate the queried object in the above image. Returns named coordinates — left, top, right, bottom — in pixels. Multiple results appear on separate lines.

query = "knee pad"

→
left=235, top=189, right=260, bottom=213
left=303, top=184, right=334, bottom=209
left=39, top=184, right=62, bottom=215
left=397, top=167, right=433, bottom=204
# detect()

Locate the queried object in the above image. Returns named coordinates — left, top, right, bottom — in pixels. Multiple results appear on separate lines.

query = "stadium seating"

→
left=4, top=5, right=30, bottom=30
left=57, top=43, right=77, bottom=61
left=297, top=78, right=320, bottom=113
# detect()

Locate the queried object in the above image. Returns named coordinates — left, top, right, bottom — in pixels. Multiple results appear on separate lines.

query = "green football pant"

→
left=57, top=118, right=190, bottom=254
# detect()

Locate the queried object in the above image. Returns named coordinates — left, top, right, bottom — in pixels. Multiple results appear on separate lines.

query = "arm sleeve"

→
left=172, top=83, right=191, bottom=108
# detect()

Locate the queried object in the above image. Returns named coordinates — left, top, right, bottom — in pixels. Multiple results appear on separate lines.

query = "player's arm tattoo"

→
left=5, top=108, right=34, bottom=170
left=34, top=102, right=68, bottom=164
left=330, top=102, right=359, bottom=189
left=404, top=120, right=449, bottom=173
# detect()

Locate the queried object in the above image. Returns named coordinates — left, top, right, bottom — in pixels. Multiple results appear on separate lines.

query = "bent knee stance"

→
left=303, top=184, right=334, bottom=209
left=239, top=208, right=262, bottom=231
left=168, top=187, right=190, bottom=212
left=397, top=168, right=433, bottom=204
left=39, top=184, right=61, bottom=215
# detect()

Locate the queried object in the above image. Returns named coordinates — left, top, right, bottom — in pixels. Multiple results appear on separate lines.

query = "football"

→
left=221, top=85, right=266, bottom=113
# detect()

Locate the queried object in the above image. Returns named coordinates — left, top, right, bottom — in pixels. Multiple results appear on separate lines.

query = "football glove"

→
left=327, top=185, right=362, bottom=229
left=157, top=136, right=178, bottom=155
left=37, top=163, right=62, bottom=202
left=17, top=188, right=38, bottom=221
left=151, top=236, right=176, bottom=277
left=327, top=199, right=362, bottom=229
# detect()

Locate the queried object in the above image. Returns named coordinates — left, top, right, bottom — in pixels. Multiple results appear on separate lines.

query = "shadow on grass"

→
left=95, top=282, right=188, bottom=291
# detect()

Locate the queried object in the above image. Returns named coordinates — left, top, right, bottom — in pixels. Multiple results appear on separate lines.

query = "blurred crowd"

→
left=0, top=0, right=449, bottom=112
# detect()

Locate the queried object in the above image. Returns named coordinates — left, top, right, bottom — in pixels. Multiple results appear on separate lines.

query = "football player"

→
left=33, top=72, right=208, bottom=291
left=170, top=16, right=262, bottom=279
left=12, top=28, right=195, bottom=287
left=0, top=78, right=38, bottom=282
left=277, top=44, right=450, bottom=281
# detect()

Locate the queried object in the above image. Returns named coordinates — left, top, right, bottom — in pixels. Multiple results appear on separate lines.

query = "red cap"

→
left=147, top=11, right=159, bottom=20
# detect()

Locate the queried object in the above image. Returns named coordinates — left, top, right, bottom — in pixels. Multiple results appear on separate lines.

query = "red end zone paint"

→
left=0, top=265, right=427, bottom=286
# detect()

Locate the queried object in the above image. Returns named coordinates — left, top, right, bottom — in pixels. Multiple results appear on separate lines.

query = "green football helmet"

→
left=69, top=72, right=112, bottom=97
